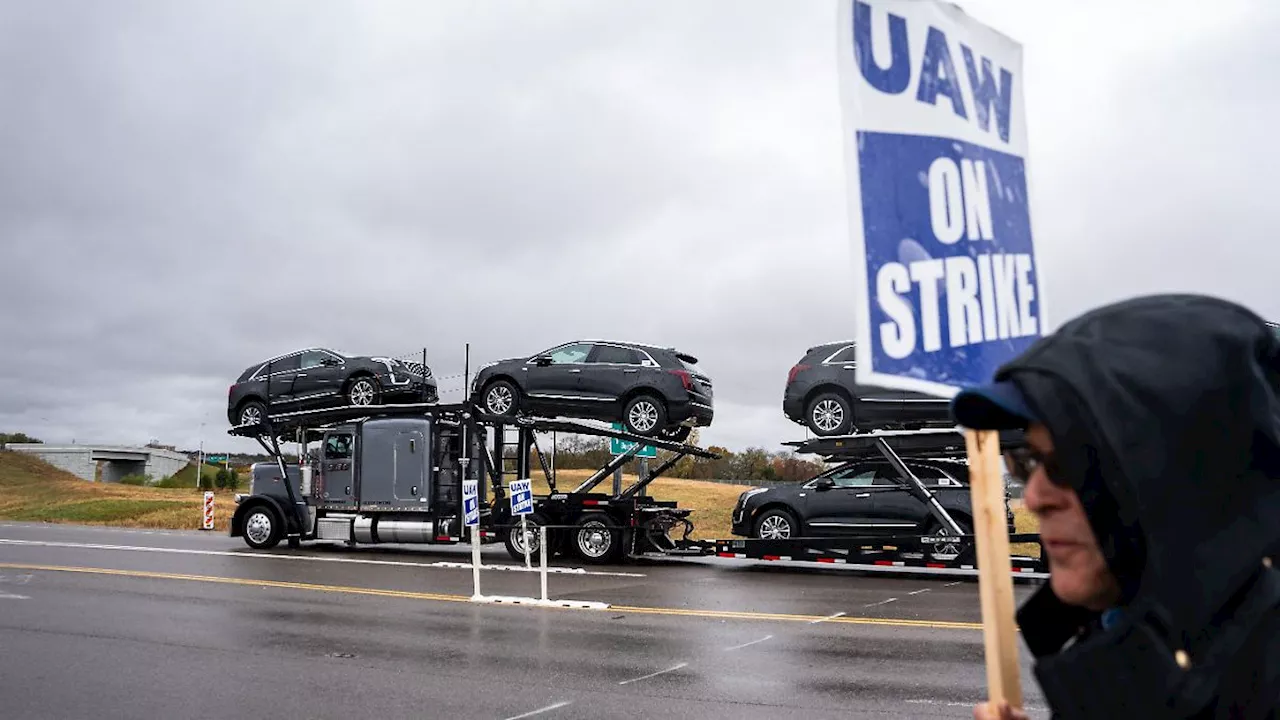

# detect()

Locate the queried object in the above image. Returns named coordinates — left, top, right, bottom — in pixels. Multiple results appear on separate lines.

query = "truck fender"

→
left=230, top=495, right=291, bottom=538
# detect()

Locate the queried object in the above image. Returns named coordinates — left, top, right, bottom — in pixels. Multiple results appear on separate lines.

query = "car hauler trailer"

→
left=701, top=428, right=1048, bottom=578
left=228, top=402, right=1045, bottom=579
left=463, top=418, right=1047, bottom=578
left=225, top=401, right=719, bottom=559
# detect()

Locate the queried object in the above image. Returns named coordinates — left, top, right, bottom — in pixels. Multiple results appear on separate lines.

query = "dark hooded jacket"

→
left=992, top=294, right=1280, bottom=719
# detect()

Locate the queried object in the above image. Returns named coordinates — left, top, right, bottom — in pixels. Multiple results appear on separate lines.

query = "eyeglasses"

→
left=1003, top=446, right=1068, bottom=487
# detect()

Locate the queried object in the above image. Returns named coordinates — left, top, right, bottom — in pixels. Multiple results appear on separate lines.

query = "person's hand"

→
left=973, top=700, right=1030, bottom=720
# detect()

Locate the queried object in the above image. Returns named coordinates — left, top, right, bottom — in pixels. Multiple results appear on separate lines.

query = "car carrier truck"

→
left=227, top=401, right=719, bottom=563
left=228, top=401, right=1046, bottom=578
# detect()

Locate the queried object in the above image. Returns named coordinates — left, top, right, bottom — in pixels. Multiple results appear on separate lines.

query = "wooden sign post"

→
left=965, top=429, right=1022, bottom=707
left=834, top=0, right=1041, bottom=708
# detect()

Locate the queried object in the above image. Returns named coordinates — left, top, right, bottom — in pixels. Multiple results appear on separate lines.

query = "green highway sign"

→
left=609, top=424, right=657, bottom=458
left=204, top=455, right=228, bottom=463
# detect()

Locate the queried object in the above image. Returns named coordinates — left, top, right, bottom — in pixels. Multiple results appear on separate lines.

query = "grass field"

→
left=0, top=451, right=1038, bottom=557
left=0, top=451, right=237, bottom=530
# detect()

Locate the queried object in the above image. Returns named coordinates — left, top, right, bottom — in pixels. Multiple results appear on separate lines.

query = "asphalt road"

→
left=0, top=522, right=1052, bottom=719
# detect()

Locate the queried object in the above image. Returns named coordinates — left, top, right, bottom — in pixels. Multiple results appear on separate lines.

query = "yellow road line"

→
left=0, top=561, right=983, bottom=631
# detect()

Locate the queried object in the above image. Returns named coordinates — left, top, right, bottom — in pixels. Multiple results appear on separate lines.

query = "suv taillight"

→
left=668, top=369, right=693, bottom=390
left=787, top=364, right=810, bottom=384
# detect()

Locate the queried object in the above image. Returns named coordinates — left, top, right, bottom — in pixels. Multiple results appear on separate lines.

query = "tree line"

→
left=3, top=429, right=825, bottom=485
left=0, top=432, right=42, bottom=445
left=534, top=429, right=825, bottom=484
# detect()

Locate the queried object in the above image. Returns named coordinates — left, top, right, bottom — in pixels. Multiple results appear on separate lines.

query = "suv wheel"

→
left=237, top=400, right=266, bottom=427
left=806, top=392, right=852, bottom=436
left=482, top=379, right=520, bottom=417
left=753, top=508, right=799, bottom=540
left=623, top=394, right=666, bottom=436
left=924, top=518, right=973, bottom=562
left=347, top=376, right=380, bottom=406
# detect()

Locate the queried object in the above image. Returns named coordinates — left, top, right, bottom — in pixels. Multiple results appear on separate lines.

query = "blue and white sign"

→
left=509, top=478, right=533, bottom=516
left=462, top=478, right=480, bottom=527
left=837, top=0, right=1045, bottom=396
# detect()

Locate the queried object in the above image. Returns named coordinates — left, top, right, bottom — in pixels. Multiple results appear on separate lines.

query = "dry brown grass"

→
left=0, top=451, right=237, bottom=531
left=1011, top=505, right=1040, bottom=558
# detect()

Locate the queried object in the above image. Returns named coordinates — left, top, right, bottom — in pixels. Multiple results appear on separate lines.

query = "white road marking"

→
left=863, top=597, right=898, bottom=607
left=944, top=581, right=963, bottom=587
left=907, top=588, right=931, bottom=595
left=502, top=701, right=573, bottom=719
left=809, top=611, right=847, bottom=625
left=0, top=591, right=29, bottom=600
left=618, top=662, right=688, bottom=685
left=0, top=539, right=645, bottom=578
left=906, top=699, right=1047, bottom=713
left=723, top=634, right=773, bottom=651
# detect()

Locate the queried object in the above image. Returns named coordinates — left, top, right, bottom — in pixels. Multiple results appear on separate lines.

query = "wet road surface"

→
left=0, top=522, right=1051, bottom=719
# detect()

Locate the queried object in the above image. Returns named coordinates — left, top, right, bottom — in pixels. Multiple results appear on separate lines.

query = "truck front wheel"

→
left=242, top=506, right=282, bottom=550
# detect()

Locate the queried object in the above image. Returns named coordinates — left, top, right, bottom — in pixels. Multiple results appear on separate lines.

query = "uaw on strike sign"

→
left=837, top=0, right=1045, bottom=396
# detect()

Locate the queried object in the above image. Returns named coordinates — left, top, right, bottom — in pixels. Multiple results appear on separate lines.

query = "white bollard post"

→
left=522, top=515, right=531, bottom=570
left=539, top=524, right=549, bottom=603
left=470, top=526, right=483, bottom=601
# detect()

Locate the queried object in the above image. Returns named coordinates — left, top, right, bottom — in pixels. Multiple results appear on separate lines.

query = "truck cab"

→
left=230, top=415, right=486, bottom=550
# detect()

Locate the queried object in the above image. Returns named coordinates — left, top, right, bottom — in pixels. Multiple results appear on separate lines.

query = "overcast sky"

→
left=1, top=0, right=1275, bottom=455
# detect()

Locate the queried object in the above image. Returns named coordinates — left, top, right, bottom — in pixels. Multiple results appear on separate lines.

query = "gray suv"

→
left=783, top=341, right=952, bottom=436
left=470, top=340, right=713, bottom=441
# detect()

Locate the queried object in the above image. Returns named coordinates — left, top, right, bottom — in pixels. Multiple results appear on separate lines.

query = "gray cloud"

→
left=1, top=0, right=1276, bottom=456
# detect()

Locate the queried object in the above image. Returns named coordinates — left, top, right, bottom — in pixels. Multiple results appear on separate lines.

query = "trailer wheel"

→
left=242, top=506, right=282, bottom=550
left=573, top=512, right=622, bottom=564
left=503, top=512, right=549, bottom=563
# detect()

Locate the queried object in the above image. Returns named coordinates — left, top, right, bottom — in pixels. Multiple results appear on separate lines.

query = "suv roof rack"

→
left=783, top=427, right=1025, bottom=462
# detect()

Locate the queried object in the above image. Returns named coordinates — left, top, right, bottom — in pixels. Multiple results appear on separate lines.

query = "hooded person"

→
left=952, top=293, right=1280, bottom=719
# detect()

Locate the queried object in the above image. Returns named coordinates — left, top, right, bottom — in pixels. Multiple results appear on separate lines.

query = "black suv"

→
left=783, top=341, right=952, bottom=436
left=227, top=347, right=437, bottom=427
left=730, top=457, right=1016, bottom=559
left=470, top=340, right=713, bottom=440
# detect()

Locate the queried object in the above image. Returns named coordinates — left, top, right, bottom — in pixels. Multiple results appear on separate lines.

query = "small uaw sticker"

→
left=462, top=479, right=480, bottom=527
left=509, top=479, right=533, bottom=516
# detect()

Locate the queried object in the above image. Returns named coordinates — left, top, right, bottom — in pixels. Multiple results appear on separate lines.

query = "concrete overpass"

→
left=4, top=444, right=190, bottom=483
